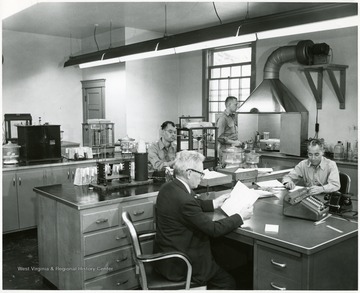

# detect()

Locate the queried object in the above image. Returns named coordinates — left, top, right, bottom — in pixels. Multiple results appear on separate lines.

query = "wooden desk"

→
left=209, top=192, right=358, bottom=290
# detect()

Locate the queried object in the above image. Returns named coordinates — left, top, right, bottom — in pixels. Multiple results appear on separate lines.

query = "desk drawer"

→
left=256, top=269, right=301, bottom=290
left=256, top=243, right=302, bottom=281
left=84, top=220, right=154, bottom=256
left=84, top=267, right=138, bottom=290
left=82, top=206, right=119, bottom=233
left=84, top=246, right=133, bottom=280
left=122, top=202, right=154, bottom=223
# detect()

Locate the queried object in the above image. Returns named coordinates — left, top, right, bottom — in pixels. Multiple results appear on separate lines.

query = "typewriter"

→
left=283, top=187, right=329, bottom=221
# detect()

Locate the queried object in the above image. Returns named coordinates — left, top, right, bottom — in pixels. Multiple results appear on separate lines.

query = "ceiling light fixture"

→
left=257, top=15, right=359, bottom=40
left=63, top=3, right=356, bottom=68
left=79, top=57, right=120, bottom=69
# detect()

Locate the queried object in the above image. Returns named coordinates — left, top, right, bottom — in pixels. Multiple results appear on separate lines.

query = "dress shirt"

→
left=216, top=110, right=238, bottom=148
left=282, top=157, right=340, bottom=193
left=148, top=138, right=177, bottom=171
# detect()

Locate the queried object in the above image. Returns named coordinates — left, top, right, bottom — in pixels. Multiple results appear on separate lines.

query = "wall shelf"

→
left=299, top=64, right=349, bottom=109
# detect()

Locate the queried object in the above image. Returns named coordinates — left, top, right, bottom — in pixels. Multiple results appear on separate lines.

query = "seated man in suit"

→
left=154, top=150, right=253, bottom=289
left=282, top=139, right=340, bottom=195
left=148, top=121, right=177, bottom=172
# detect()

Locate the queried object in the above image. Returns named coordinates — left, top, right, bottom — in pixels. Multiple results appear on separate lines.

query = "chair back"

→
left=122, top=211, right=148, bottom=289
left=339, top=172, right=351, bottom=194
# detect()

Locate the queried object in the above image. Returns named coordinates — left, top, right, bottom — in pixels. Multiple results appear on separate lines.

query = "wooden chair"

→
left=122, top=211, right=205, bottom=290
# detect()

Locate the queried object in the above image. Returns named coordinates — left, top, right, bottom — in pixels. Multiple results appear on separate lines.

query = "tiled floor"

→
left=2, top=228, right=55, bottom=290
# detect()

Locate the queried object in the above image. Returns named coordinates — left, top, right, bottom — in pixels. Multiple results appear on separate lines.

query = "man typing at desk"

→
left=282, top=139, right=340, bottom=195
left=154, top=150, right=253, bottom=289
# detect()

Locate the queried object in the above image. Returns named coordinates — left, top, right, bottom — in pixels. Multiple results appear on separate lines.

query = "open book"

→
left=221, top=181, right=260, bottom=217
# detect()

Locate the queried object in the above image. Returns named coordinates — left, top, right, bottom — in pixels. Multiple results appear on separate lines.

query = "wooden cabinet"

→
left=37, top=190, right=157, bottom=290
left=3, top=169, right=44, bottom=232
left=2, top=171, right=19, bottom=232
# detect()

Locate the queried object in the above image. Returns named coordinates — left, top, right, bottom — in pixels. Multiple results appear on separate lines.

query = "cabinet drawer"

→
left=84, top=220, right=154, bottom=256
left=122, top=202, right=154, bottom=223
left=84, top=267, right=138, bottom=290
left=256, top=269, right=301, bottom=290
left=82, top=206, right=119, bottom=233
left=256, top=243, right=302, bottom=281
left=84, top=246, right=133, bottom=280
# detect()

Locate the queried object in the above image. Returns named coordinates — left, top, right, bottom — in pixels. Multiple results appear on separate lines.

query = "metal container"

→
left=118, top=135, right=137, bottom=153
left=222, top=146, right=245, bottom=165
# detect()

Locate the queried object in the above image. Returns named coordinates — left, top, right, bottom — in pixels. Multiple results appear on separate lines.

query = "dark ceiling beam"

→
left=64, top=3, right=357, bottom=67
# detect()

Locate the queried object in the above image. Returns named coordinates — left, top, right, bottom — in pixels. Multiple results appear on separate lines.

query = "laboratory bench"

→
left=34, top=181, right=358, bottom=290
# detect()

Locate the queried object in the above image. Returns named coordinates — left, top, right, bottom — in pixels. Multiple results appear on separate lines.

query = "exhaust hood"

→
left=239, top=40, right=328, bottom=113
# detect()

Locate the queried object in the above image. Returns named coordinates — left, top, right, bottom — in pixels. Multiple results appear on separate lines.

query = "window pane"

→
left=229, top=79, right=239, bottom=89
left=209, top=80, right=218, bottom=91
left=219, top=79, right=228, bottom=91
left=241, top=78, right=250, bottom=89
left=242, top=65, right=251, bottom=76
left=209, top=113, right=216, bottom=124
left=213, top=47, right=252, bottom=66
left=219, top=103, right=226, bottom=112
left=209, top=90, right=219, bottom=101
left=232, top=66, right=241, bottom=77
left=219, top=90, right=228, bottom=101
left=211, top=68, right=220, bottom=78
left=221, top=67, right=230, bottom=78
left=240, top=89, right=251, bottom=100
left=209, top=102, right=219, bottom=112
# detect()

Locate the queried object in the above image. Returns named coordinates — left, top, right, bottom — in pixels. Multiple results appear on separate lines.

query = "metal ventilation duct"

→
left=239, top=40, right=328, bottom=113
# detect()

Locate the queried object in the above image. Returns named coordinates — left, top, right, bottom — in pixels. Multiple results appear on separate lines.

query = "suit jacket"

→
left=153, top=178, right=243, bottom=284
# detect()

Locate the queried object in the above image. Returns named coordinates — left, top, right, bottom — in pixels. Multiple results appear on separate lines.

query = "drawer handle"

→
left=116, top=279, right=129, bottom=286
left=96, top=218, right=109, bottom=224
left=13, top=178, right=16, bottom=186
left=116, top=235, right=127, bottom=240
left=133, top=210, right=145, bottom=216
left=67, top=171, right=70, bottom=179
left=18, top=177, right=21, bottom=186
left=271, top=259, right=286, bottom=268
left=270, top=282, right=286, bottom=290
left=116, top=255, right=128, bottom=262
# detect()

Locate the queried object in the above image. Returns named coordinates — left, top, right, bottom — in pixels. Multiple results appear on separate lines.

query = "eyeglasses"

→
left=186, top=168, right=205, bottom=178
left=308, top=152, right=322, bottom=158
left=165, top=130, right=177, bottom=135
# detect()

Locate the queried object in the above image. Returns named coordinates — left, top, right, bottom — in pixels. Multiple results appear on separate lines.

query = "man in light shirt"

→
left=148, top=121, right=177, bottom=171
left=282, top=139, right=340, bottom=195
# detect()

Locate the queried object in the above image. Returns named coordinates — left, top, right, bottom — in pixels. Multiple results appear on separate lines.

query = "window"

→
left=205, top=44, right=255, bottom=123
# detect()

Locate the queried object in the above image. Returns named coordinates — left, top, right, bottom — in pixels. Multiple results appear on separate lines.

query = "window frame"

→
left=202, top=42, right=256, bottom=122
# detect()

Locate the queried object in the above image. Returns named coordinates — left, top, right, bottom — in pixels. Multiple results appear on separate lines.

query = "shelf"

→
left=299, top=64, right=349, bottom=109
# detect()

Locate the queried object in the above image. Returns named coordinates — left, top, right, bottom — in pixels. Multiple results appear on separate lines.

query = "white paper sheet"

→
left=202, top=169, right=227, bottom=179
left=256, top=179, right=284, bottom=188
left=221, top=181, right=260, bottom=217
left=254, top=189, right=275, bottom=198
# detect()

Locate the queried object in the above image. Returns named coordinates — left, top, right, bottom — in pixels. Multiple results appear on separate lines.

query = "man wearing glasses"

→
left=154, top=150, right=253, bottom=289
left=282, top=139, right=340, bottom=195
left=148, top=121, right=177, bottom=171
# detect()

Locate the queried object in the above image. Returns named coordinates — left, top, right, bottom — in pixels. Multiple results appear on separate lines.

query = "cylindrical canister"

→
left=134, top=153, right=148, bottom=181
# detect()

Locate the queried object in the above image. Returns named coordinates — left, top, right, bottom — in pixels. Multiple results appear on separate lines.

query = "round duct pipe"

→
left=263, top=40, right=329, bottom=79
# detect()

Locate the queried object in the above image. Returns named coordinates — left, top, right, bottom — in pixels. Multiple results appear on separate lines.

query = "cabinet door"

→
left=2, top=172, right=19, bottom=232
left=17, top=169, right=45, bottom=229
left=46, top=165, right=71, bottom=185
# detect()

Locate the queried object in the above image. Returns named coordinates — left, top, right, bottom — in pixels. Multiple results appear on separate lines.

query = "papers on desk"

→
left=288, top=185, right=305, bottom=192
left=235, top=167, right=273, bottom=173
left=221, top=181, right=259, bottom=217
left=256, top=179, right=284, bottom=189
left=202, top=169, right=227, bottom=179
left=253, top=189, right=275, bottom=198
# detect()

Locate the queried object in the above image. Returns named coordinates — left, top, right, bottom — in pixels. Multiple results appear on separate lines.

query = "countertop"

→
left=259, top=151, right=358, bottom=166
left=33, top=182, right=162, bottom=210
